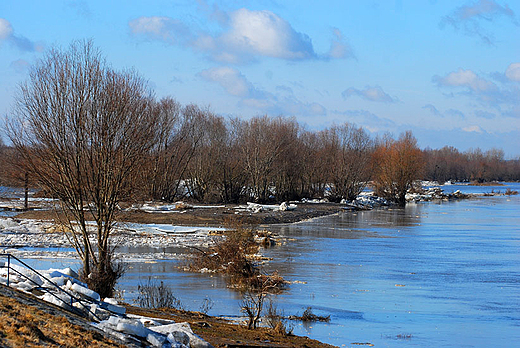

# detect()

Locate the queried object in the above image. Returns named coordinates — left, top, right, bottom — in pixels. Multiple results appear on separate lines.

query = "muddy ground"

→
left=15, top=202, right=347, bottom=227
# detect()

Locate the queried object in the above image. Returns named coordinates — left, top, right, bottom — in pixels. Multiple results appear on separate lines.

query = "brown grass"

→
left=125, top=305, right=337, bottom=348
left=470, top=181, right=505, bottom=186
left=0, top=295, right=123, bottom=348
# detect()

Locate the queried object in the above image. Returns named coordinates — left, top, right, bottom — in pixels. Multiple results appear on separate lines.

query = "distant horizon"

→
left=1, top=1, right=519, bottom=157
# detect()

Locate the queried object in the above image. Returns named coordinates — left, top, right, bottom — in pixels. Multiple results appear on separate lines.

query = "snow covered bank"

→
left=0, top=260, right=213, bottom=348
left=0, top=218, right=223, bottom=260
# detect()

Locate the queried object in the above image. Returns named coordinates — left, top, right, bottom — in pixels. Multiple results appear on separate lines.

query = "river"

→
left=18, top=183, right=520, bottom=347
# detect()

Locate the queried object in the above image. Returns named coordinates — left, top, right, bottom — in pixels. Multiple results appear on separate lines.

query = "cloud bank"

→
left=129, top=8, right=353, bottom=63
left=433, top=65, right=520, bottom=118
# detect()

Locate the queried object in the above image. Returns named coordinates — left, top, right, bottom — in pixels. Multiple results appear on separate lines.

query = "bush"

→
left=289, top=307, right=330, bottom=322
left=188, top=219, right=286, bottom=291
left=81, top=255, right=124, bottom=299
left=135, top=277, right=183, bottom=310
left=265, top=300, right=293, bottom=336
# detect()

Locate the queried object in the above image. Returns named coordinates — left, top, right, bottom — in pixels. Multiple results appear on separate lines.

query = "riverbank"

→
left=0, top=283, right=336, bottom=348
left=13, top=202, right=347, bottom=226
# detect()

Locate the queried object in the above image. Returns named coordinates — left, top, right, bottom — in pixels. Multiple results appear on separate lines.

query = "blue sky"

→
left=1, top=0, right=519, bottom=157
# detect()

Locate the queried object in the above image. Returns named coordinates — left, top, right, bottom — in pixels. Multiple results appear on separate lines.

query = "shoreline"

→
left=12, top=202, right=348, bottom=227
left=0, top=283, right=337, bottom=348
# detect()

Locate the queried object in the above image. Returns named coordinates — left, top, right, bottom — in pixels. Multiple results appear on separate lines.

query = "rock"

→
left=167, top=331, right=190, bottom=346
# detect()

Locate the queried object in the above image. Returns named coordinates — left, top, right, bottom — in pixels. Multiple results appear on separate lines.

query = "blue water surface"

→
left=18, top=183, right=520, bottom=347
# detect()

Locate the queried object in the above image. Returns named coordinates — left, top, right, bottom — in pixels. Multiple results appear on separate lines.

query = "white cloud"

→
left=432, top=66, right=520, bottom=111
left=433, top=68, right=495, bottom=92
left=199, top=66, right=252, bottom=97
left=324, top=28, right=355, bottom=60
left=462, top=125, right=484, bottom=133
left=422, top=104, right=441, bottom=116
left=505, top=62, right=520, bottom=81
left=0, top=18, right=40, bottom=52
left=220, top=8, right=316, bottom=61
left=200, top=66, right=326, bottom=117
left=129, top=8, right=352, bottom=64
left=342, top=85, right=397, bottom=103
left=129, top=16, right=191, bottom=43
left=0, top=18, right=13, bottom=40
left=331, top=109, right=396, bottom=133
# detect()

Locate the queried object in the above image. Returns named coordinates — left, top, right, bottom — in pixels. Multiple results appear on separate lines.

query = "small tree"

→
left=8, top=40, right=159, bottom=297
left=373, top=131, right=424, bottom=207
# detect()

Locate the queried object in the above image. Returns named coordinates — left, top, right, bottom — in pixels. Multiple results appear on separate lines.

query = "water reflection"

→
left=275, top=205, right=423, bottom=241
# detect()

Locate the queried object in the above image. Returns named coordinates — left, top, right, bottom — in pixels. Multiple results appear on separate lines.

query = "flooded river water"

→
left=20, top=183, right=520, bottom=347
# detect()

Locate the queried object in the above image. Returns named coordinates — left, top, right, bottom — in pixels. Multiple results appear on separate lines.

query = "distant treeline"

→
left=423, top=146, right=519, bottom=183
left=1, top=104, right=518, bottom=205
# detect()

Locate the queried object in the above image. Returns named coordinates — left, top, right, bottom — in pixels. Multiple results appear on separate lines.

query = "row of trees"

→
left=423, top=146, right=520, bottom=183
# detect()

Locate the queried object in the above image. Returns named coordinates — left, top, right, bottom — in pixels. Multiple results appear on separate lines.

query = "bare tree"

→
left=185, top=110, right=225, bottom=202
left=216, top=118, right=248, bottom=203
left=237, top=116, right=295, bottom=203
left=323, top=123, right=374, bottom=202
left=272, top=118, right=302, bottom=202
left=8, top=40, right=159, bottom=297
left=373, top=131, right=424, bottom=207
left=148, top=100, right=205, bottom=202
left=299, top=130, right=328, bottom=198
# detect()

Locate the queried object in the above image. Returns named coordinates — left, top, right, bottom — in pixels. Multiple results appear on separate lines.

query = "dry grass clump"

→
left=0, top=295, right=123, bottom=348
left=135, top=277, right=183, bottom=310
left=265, top=300, right=293, bottom=336
left=188, top=219, right=286, bottom=292
left=289, top=307, right=330, bottom=323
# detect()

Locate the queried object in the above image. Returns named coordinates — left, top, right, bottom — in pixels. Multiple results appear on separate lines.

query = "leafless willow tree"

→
left=148, top=99, right=206, bottom=202
left=323, top=123, right=374, bottom=202
left=8, top=40, right=159, bottom=297
left=373, top=131, right=424, bottom=206
left=271, top=118, right=303, bottom=201
left=298, top=131, right=328, bottom=198
left=237, top=116, right=296, bottom=203
left=215, top=119, right=248, bottom=203
left=185, top=110, right=225, bottom=202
